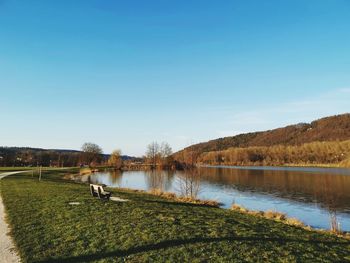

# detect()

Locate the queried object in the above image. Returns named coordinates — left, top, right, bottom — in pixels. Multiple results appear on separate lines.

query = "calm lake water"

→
left=79, top=166, right=350, bottom=231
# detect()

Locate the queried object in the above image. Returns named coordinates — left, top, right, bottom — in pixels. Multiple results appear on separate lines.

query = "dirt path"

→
left=0, top=171, right=26, bottom=263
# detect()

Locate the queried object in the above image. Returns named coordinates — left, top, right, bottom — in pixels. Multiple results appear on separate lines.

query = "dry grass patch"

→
left=117, top=188, right=220, bottom=207
left=264, top=210, right=287, bottom=221
left=285, top=217, right=304, bottom=227
left=231, top=204, right=249, bottom=213
left=148, top=188, right=220, bottom=207
left=231, top=204, right=305, bottom=228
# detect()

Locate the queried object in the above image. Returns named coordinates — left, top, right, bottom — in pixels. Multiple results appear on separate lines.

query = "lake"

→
left=77, top=166, right=350, bottom=231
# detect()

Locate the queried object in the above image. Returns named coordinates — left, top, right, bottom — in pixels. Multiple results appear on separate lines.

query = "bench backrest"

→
left=90, top=184, right=105, bottom=193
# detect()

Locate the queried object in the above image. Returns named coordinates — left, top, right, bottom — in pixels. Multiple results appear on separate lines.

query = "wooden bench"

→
left=90, top=184, right=111, bottom=200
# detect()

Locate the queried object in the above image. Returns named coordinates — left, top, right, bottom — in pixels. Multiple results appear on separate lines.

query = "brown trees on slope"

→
left=197, top=140, right=350, bottom=167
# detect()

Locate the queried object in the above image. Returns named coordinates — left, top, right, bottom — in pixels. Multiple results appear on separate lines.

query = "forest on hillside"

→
left=196, top=140, right=350, bottom=167
left=183, top=114, right=350, bottom=154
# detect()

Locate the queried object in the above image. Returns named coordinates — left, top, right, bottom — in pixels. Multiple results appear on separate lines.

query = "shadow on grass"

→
left=37, top=235, right=350, bottom=263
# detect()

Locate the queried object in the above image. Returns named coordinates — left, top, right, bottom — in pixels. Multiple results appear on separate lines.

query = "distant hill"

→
left=181, top=113, right=350, bottom=154
left=0, top=147, right=138, bottom=167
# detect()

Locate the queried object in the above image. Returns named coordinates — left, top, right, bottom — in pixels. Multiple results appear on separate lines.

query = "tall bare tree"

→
left=160, top=142, right=172, bottom=158
left=160, top=142, right=173, bottom=168
left=81, top=142, right=103, bottom=167
left=146, top=142, right=160, bottom=169
left=145, top=141, right=174, bottom=169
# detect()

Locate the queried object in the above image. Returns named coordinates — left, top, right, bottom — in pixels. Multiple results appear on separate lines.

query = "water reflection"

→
left=145, top=170, right=175, bottom=191
left=108, top=170, right=123, bottom=186
left=197, top=167, right=350, bottom=213
left=84, top=166, right=350, bottom=231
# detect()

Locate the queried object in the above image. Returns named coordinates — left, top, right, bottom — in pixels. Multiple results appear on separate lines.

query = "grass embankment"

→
left=0, top=170, right=349, bottom=262
left=282, top=163, right=350, bottom=168
left=0, top=167, right=78, bottom=172
left=0, top=167, right=38, bottom=172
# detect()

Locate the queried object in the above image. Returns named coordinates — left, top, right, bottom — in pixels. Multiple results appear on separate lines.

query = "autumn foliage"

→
left=175, top=114, right=350, bottom=167
left=197, top=140, right=350, bottom=167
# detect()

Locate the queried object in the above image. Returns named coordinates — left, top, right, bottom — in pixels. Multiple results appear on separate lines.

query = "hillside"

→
left=182, top=113, right=350, bottom=154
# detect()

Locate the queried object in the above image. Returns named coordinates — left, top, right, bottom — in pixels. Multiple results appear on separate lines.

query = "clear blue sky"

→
left=1, top=0, right=350, bottom=156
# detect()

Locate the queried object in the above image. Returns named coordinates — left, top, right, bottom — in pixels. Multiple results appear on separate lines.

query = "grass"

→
left=138, top=188, right=221, bottom=207
left=0, top=167, right=38, bottom=172
left=0, top=170, right=350, bottom=262
left=0, top=167, right=79, bottom=172
left=283, top=163, right=350, bottom=168
left=231, top=205, right=306, bottom=229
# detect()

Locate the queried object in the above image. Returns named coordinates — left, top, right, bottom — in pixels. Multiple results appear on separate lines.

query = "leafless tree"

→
left=81, top=142, right=103, bottom=167
left=160, top=142, right=172, bottom=158
left=160, top=142, right=173, bottom=168
left=145, top=141, right=175, bottom=169
left=145, top=142, right=160, bottom=169
left=330, top=211, right=341, bottom=233
left=177, top=169, right=201, bottom=199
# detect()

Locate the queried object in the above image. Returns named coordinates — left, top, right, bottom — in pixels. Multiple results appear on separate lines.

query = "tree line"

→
left=0, top=143, right=108, bottom=167
left=2, top=139, right=349, bottom=168
left=196, top=140, right=350, bottom=167
left=0, top=147, right=81, bottom=167
left=0, top=141, right=176, bottom=169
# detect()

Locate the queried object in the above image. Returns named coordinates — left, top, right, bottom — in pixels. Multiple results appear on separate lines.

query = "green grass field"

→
left=0, top=167, right=38, bottom=172
left=0, top=169, right=349, bottom=262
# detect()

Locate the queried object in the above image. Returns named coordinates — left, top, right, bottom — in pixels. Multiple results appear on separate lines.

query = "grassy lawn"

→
left=0, top=167, right=79, bottom=172
left=0, top=170, right=349, bottom=262
left=0, top=167, right=38, bottom=172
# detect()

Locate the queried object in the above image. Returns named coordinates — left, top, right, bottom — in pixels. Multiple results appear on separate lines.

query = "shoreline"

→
left=111, top=186, right=350, bottom=239
left=200, top=164, right=350, bottom=170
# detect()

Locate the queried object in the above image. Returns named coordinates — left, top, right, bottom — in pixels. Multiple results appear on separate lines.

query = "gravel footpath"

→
left=0, top=172, right=24, bottom=263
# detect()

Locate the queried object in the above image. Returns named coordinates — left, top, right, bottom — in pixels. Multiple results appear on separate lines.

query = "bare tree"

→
left=81, top=142, right=103, bottom=167
left=177, top=169, right=201, bottom=199
left=160, top=142, right=173, bottom=168
left=330, top=211, right=341, bottom=233
left=146, top=142, right=160, bottom=169
left=160, top=142, right=172, bottom=158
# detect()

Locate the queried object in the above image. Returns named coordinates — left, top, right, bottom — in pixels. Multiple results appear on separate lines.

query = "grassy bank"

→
left=282, top=163, right=350, bottom=168
left=0, top=167, right=38, bottom=172
left=0, top=167, right=79, bottom=172
left=0, top=170, right=349, bottom=262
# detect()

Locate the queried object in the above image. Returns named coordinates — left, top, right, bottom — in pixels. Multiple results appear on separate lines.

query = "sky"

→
left=1, top=0, right=350, bottom=156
